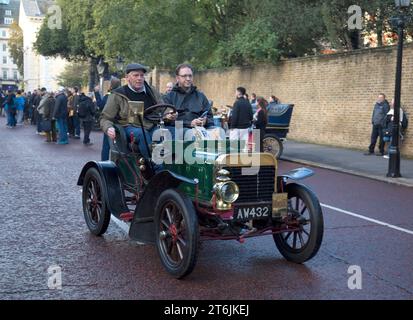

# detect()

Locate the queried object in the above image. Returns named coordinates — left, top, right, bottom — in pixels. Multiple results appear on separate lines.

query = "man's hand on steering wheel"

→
left=144, top=103, right=177, bottom=123
left=164, top=112, right=178, bottom=121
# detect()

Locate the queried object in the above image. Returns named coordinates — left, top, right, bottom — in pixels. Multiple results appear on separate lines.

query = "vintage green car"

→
left=77, top=103, right=324, bottom=279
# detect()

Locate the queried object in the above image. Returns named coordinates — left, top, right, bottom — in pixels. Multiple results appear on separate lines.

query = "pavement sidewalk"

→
left=281, top=140, right=413, bottom=188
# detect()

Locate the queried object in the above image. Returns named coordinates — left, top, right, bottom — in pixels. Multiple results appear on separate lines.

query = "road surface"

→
left=0, top=118, right=412, bottom=300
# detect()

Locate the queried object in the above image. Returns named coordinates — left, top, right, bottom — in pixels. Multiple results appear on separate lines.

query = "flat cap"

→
left=125, top=63, right=148, bottom=74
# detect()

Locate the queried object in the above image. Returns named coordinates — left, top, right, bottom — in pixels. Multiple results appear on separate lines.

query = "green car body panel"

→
left=116, top=139, right=262, bottom=205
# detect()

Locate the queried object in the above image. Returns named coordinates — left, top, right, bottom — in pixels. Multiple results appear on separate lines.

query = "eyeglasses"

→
left=178, top=74, right=193, bottom=79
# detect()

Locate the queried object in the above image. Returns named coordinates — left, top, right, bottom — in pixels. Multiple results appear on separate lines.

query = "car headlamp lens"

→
left=216, top=181, right=239, bottom=203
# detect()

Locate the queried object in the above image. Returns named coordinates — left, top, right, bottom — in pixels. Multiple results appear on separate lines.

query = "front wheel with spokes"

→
left=154, top=189, right=199, bottom=279
left=273, top=183, right=323, bottom=263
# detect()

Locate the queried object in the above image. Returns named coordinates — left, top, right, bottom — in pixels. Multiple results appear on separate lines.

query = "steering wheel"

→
left=144, top=103, right=177, bottom=123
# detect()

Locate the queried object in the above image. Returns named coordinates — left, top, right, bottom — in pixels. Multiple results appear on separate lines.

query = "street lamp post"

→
left=387, top=0, right=411, bottom=178
left=97, top=58, right=106, bottom=96
left=116, top=55, right=125, bottom=76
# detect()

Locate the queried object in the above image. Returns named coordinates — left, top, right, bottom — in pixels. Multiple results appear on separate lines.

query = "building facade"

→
left=19, top=0, right=67, bottom=92
left=0, top=0, right=21, bottom=91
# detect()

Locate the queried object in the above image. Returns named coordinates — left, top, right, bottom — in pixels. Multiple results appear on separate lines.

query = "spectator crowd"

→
left=0, top=84, right=110, bottom=148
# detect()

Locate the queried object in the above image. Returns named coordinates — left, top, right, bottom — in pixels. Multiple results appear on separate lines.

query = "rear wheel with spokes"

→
left=273, top=183, right=323, bottom=263
left=82, top=168, right=111, bottom=236
left=263, top=134, right=283, bottom=159
left=155, top=189, right=199, bottom=279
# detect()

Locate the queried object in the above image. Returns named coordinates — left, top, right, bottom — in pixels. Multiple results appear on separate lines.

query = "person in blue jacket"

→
left=15, top=90, right=26, bottom=126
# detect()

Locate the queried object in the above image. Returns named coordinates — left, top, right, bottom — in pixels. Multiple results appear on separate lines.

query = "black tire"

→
left=263, top=134, right=284, bottom=159
left=273, top=183, right=323, bottom=263
left=154, top=189, right=199, bottom=279
left=82, top=168, right=111, bottom=236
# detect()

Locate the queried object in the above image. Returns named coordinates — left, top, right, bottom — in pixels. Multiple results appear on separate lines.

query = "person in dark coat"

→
left=42, top=93, right=57, bottom=142
left=70, top=87, right=81, bottom=139
left=0, top=90, right=5, bottom=117
left=230, top=87, right=253, bottom=129
left=365, top=93, right=390, bottom=156
left=4, top=90, right=16, bottom=128
left=229, top=87, right=253, bottom=141
left=253, top=97, right=268, bottom=152
left=53, top=88, right=69, bottom=145
left=31, top=89, right=41, bottom=126
left=78, top=92, right=96, bottom=146
left=163, top=63, right=213, bottom=140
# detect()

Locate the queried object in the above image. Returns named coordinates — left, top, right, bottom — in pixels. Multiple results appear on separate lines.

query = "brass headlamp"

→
left=214, top=169, right=239, bottom=206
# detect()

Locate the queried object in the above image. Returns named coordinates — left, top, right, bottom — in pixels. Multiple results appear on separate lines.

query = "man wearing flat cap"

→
left=100, top=63, right=163, bottom=159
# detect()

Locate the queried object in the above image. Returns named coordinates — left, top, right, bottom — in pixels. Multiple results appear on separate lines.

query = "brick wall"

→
left=154, top=44, right=413, bottom=157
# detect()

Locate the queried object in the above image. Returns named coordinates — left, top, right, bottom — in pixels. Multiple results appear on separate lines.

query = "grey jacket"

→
left=37, top=94, right=49, bottom=115
left=43, top=96, right=56, bottom=120
left=372, top=100, right=390, bottom=126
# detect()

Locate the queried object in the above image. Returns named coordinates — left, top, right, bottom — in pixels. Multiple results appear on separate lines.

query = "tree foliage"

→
left=56, top=61, right=89, bottom=88
left=321, top=0, right=413, bottom=50
left=8, top=22, right=24, bottom=75
left=34, top=0, right=413, bottom=71
left=34, top=0, right=97, bottom=60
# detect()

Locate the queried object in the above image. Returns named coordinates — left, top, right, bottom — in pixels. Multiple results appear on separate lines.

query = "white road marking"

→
left=110, top=214, right=146, bottom=245
left=321, top=203, right=413, bottom=235
left=112, top=204, right=413, bottom=237
left=111, top=214, right=130, bottom=234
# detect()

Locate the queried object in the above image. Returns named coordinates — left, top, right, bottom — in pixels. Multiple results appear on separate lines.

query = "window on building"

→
left=4, top=18, right=13, bottom=25
left=2, top=44, right=6, bottom=52
left=13, top=70, right=17, bottom=80
left=3, top=56, right=6, bottom=64
left=3, top=69, right=7, bottom=80
left=5, top=10, right=11, bottom=16
left=2, top=30, right=6, bottom=37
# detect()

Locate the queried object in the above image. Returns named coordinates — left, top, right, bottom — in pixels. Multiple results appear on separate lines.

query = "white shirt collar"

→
left=128, top=84, right=146, bottom=94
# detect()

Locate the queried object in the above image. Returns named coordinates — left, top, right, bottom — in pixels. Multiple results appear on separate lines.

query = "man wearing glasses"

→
left=163, top=63, right=214, bottom=138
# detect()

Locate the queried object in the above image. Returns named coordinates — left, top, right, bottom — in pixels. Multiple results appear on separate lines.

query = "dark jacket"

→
left=78, top=94, right=96, bottom=122
left=53, top=92, right=68, bottom=119
left=230, top=97, right=253, bottom=129
left=254, top=109, right=268, bottom=144
left=43, top=96, right=56, bottom=120
left=72, top=94, right=80, bottom=113
left=0, top=92, right=5, bottom=108
left=164, top=85, right=213, bottom=128
left=94, top=91, right=109, bottom=111
left=3, top=94, right=15, bottom=112
left=32, top=94, right=41, bottom=108
left=254, top=109, right=268, bottom=130
left=372, top=100, right=390, bottom=126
